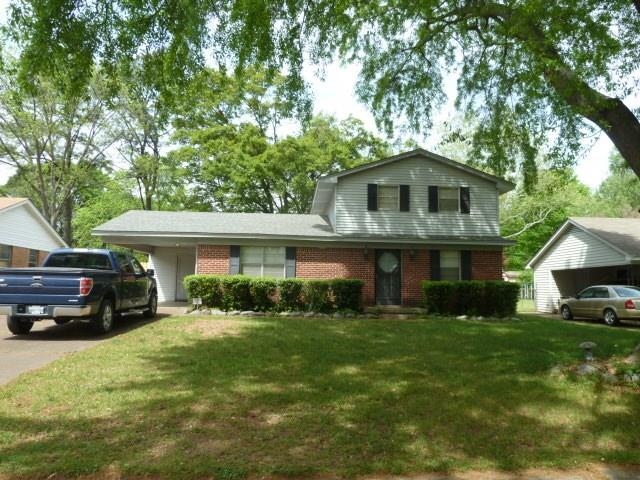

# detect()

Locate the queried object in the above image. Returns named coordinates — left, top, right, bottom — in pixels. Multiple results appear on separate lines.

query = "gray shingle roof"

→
left=94, top=210, right=338, bottom=238
left=571, top=217, right=640, bottom=258
left=93, top=210, right=512, bottom=246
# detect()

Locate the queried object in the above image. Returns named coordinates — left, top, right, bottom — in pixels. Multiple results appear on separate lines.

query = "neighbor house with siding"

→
left=93, top=149, right=514, bottom=306
left=0, top=197, right=67, bottom=267
left=527, top=217, right=640, bottom=313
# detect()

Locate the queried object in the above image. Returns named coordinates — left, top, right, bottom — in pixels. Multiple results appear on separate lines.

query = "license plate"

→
left=27, top=305, right=47, bottom=315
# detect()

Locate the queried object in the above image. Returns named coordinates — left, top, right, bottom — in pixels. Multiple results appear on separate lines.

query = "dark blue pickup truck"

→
left=0, top=248, right=157, bottom=335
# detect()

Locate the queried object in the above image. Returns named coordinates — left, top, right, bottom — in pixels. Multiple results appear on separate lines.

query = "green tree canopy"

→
left=500, top=169, right=593, bottom=270
left=593, top=153, right=640, bottom=217
left=175, top=115, right=389, bottom=213
left=7, top=0, right=640, bottom=184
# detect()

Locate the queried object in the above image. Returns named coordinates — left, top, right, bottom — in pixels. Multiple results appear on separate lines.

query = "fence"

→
left=520, top=283, right=535, bottom=300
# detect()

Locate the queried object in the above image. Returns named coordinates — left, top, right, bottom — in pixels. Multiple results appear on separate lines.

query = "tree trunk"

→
left=63, top=195, right=73, bottom=246
left=592, top=98, right=640, bottom=179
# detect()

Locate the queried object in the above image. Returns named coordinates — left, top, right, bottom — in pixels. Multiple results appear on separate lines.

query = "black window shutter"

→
left=367, top=184, right=378, bottom=211
left=430, top=250, right=441, bottom=280
left=399, top=185, right=410, bottom=212
left=428, top=186, right=439, bottom=212
left=229, top=245, right=240, bottom=274
left=460, top=187, right=471, bottom=214
left=461, top=250, right=472, bottom=280
left=285, top=247, right=296, bottom=278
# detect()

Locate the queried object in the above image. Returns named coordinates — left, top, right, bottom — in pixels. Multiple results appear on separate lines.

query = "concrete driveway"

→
left=0, top=304, right=186, bottom=385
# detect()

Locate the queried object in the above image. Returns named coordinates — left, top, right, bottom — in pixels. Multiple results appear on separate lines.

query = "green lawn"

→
left=1, top=315, right=640, bottom=479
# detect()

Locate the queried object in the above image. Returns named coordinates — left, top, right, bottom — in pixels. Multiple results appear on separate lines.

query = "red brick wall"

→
left=10, top=247, right=28, bottom=268
left=296, top=247, right=376, bottom=305
left=7, top=247, right=49, bottom=267
left=196, top=245, right=230, bottom=274
left=471, top=250, right=503, bottom=280
left=38, top=250, right=49, bottom=266
left=194, top=244, right=505, bottom=306
left=402, top=249, right=431, bottom=307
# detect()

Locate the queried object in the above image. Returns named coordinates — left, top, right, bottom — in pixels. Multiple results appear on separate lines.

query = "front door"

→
left=175, top=255, right=195, bottom=301
left=376, top=249, right=401, bottom=305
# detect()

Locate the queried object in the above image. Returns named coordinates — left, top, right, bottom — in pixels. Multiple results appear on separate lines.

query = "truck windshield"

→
left=46, top=253, right=113, bottom=270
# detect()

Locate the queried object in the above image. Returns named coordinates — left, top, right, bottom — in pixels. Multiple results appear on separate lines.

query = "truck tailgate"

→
left=0, top=268, right=90, bottom=304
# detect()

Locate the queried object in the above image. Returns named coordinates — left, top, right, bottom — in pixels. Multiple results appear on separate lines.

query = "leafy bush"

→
left=304, top=280, right=332, bottom=313
left=278, top=279, right=305, bottom=311
left=331, top=279, right=364, bottom=311
left=221, top=276, right=253, bottom=311
left=183, top=275, right=223, bottom=309
left=183, top=275, right=365, bottom=313
left=251, top=278, right=278, bottom=311
left=422, top=280, right=519, bottom=317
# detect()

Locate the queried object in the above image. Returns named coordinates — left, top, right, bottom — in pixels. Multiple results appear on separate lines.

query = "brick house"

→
left=0, top=198, right=67, bottom=267
left=93, top=149, right=514, bottom=306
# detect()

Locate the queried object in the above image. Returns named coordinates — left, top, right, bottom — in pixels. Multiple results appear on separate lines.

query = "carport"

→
left=527, top=217, right=640, bottom=313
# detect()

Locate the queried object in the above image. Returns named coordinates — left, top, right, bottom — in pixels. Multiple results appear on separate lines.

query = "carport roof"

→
left=527, top=217, right=640, bottom=268
left=93, top=210, right=338, bottom=238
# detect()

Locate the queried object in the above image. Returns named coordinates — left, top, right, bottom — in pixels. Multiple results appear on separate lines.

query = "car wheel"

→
left=7, top=316, right=34, bottom=335
left=143, top=292, right=158, bottom=319
left=603, top=308, right=620, bottom=326
left=560, top=305, right=573, bottom=320
left=54, top=318, right=71, bottom=325
left=91, top=299, right=115, bottom=334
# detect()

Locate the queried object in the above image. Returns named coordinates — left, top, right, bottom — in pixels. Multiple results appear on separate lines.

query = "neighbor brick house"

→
left=0, top=197, right=67, bottom=268
left=93, top=149, right=514, bottom=306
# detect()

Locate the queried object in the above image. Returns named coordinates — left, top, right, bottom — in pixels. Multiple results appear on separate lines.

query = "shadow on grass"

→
left=1, top=316, right=640, bottom=478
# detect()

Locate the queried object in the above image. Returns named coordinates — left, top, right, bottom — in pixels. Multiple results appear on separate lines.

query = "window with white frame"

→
left=240, top=246, right=286, bottom=278
left=377, top=185, right=399, bottom=210
left=440, top=250, right=460, bottom=281
left=439, top=187, right=459, bottom=212
left=0, top=244, right=11, bottom=267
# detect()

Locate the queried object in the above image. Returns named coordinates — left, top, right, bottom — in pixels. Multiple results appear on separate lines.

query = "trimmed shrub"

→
left=422, top=280, right=520, bottom=317
left=331, top=279, right=364, bottom=311
left=251, top=278, right=278, bottom=312
left=183, top=275, right=366, bottom=313
left=183, top=275, right=223, bottom=309
left=304, top=280, right=332, bottom=313
left=221, top=276, right=253, bottom=311
left=278, top=279, right=305, bottom=311
left=423, top=281, right=455, bottom=314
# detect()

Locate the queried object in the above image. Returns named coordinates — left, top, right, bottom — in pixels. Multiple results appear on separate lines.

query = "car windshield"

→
left=46, top=253, right=112, bottom=270
left=613, top=286, right=640, bottom=297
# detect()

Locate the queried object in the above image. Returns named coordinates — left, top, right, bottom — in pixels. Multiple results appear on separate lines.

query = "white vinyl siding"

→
left=240, top=246, right=286, bottom=278
left=334, top=156, right=500, bottom=236
left=533, top=225, right=628, bottom=313
left=149, top=247, right=195, bottom=303
left=0, top=203, right=65, bottom=251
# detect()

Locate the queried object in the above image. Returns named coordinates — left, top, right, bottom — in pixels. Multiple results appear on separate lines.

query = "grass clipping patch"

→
left=186, top=318, right=248, bottom=337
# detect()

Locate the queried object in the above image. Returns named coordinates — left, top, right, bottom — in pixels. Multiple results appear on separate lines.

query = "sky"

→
left=0, top=3, right=615, bottom=190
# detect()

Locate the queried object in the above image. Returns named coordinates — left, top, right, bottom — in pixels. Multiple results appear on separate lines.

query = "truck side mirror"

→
left=147, top=269, right=155, bottom=277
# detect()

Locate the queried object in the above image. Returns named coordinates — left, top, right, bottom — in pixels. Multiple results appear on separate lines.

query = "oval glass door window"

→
left=377, top=251, right=399, bottom=273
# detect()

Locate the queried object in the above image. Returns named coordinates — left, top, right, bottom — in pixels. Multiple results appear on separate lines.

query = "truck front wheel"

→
left=7, top=316, right=34, bottom=335
left=91, top=299, right=115, bottom=334
left=143, top=292, right=158, bottom=319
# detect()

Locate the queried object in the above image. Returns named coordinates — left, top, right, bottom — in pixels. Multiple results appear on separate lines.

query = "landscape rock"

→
left=576, top=363, right=600, bottom=376
left=456, top=315, right=468, bottom=320
left=240, top=311, right=266, bottom=317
